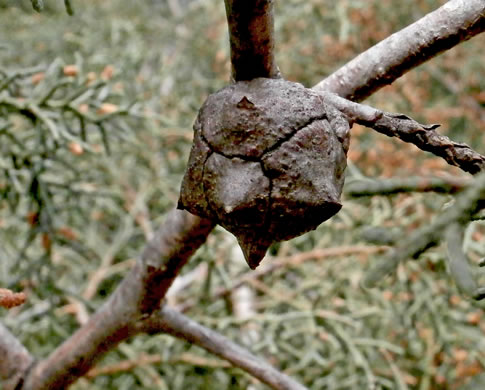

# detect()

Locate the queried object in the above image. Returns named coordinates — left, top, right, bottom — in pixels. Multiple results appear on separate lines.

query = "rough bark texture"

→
left=20, top=210, right=214, bottom=390
left=224, top=0, right=280, bottom=80
left=313, top=0, right=485, bottom=101
left=318, top=91, right=485, bottom=174
left=2, top=0, right=484, bottom=389
left=140, top=306, right=307, bottom=390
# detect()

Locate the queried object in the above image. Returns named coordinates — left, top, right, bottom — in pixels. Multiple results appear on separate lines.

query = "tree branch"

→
left=313, top=0, right=485, bottom=101
left=8, top=2, right=485, bottom=389
left=320, top=91, right=485, bottom=174
left=139, top=306, right=307, bottom=390
left=21, top=210, right=214, bottom=390
left=0, top=323, right=34, bottom=390
left=345, top=176, right=470, bottom=197
left=363, top=171, right=485, bottom=288
left=224, top=0, right=280, bottom=81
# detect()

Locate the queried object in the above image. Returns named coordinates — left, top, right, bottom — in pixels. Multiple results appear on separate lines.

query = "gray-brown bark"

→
left=139, top=306, right=307, bottom=390
left=318, top=91, right=485, bottom=174
left=0, top=324, right=34, bottom=390
left=313, top=0, right=485, bottom=101
left=224, top=0, right=280, bottom=81
left=2, top=1, right=485, bottom=389
left=345, top=176, right=470, bottom=197
left=21, top=210, right=214, bottom=390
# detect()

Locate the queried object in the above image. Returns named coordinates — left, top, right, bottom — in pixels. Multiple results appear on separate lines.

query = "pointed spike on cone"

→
left=236, top=233, right=271, bottom=270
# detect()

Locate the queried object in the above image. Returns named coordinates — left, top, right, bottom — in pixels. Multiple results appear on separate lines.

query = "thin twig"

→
left=85, top=352, right=230, bottom=379
left=82, top=216, right=134, bottom=300
left=345, top=176, right=470, bottom=197
left=140, top=305, right=308, bottom=390
left=320, top=91, right=485, bottom=174
left=313, top=0, right=485, bottom=101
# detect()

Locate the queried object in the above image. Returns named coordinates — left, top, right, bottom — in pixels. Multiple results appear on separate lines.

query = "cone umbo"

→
left=178, top=78, right=350, bottom=269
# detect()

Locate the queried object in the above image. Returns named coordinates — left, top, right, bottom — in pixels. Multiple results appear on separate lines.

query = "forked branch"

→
left=3, top=1, right=485, bottom=389
left=19, top=210, right=214, bottom=390
left=314, top=0, right=485, bottom=101
left=139, top=306, right=307, bottom=390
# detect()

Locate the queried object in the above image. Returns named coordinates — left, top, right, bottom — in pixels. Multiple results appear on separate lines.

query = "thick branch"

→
left=0, top=323, right=34, bottom=390
left=224, top=0, right=280, bottom=81
left=320, top=92, right=485, bottom=174
left=313, top=0, right=485, bottom=101
left=21, top=210, right=214, bottom=390
left=140, top=306, right=307, bottom=390
left=363, top=171, right=485, bottom=288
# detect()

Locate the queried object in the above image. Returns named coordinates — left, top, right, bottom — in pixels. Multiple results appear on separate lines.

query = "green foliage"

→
left=0, top=56, right=149, bottom=308
left=1, top=1, right=484, bottom=389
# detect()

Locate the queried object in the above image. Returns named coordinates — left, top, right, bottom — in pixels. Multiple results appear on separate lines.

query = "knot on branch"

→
left=178, top=78, right=350, bottom=269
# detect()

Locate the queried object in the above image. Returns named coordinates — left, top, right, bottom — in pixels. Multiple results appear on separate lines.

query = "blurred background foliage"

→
left=0, top=0, right=484, bottom=389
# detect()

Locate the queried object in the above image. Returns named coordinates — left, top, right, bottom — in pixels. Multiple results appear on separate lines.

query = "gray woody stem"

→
left=21, top=210, right=215, bottom=390
left=3, top=0, right=484, bottom=388
left=139, top=306, right=307, bottom=390
left=319, top=91, right=485, bottom=174
left=224, top=0, right=280, bottom=81
left=0, top=324, right=34, bottom=390
left=314, top=0, right=485, bottom=101
left=345, top=176, right=470, bottom=197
